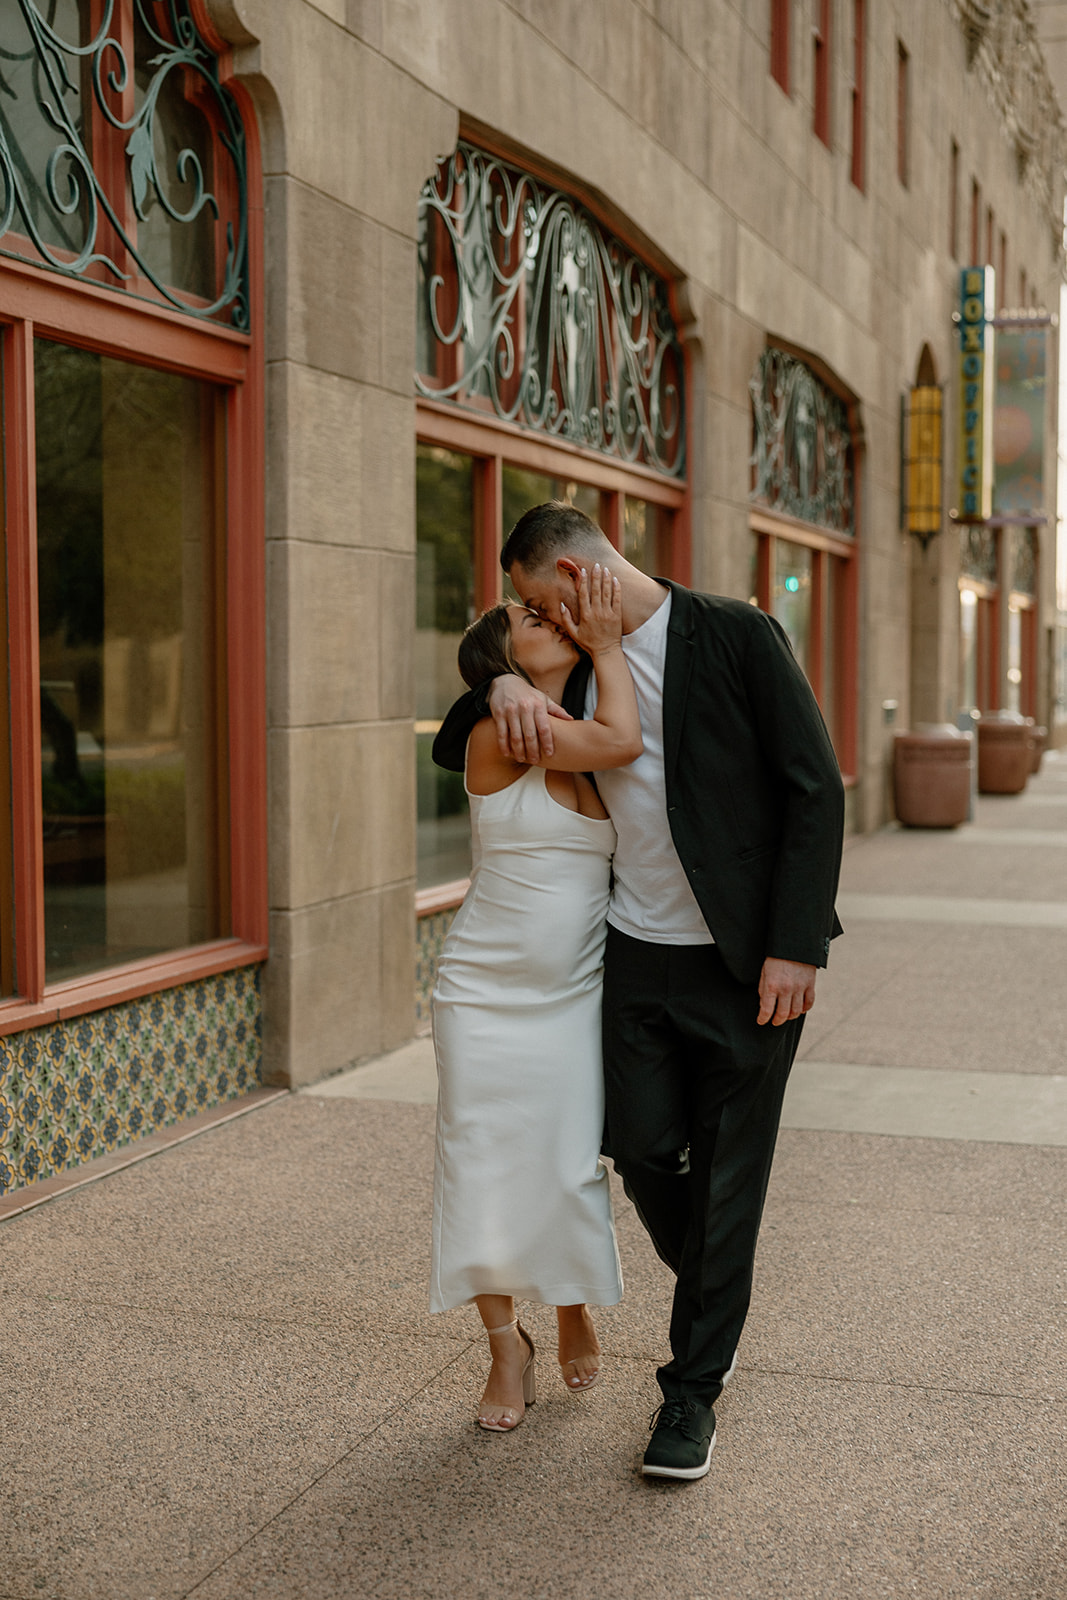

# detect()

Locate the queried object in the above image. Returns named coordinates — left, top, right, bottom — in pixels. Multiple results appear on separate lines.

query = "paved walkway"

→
left=3, top=757, right=1067, bottom=1599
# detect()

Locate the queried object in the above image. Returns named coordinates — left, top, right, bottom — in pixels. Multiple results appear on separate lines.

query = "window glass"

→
left=416, top=445, right=474, bottom=889
left=0, top=0, right=91, bottom=257
left=959, top=588, right=978, bottom=713
left=1006, top=603, right=1022, bottom=713
left=771, top=540, right=812, bottom=676
left=623, top=496, right=657, bottom=574
left=133, top=7, right=217, bottom=300
left=35, top=339, right=226, bottom=982
left=823, top=555, right=840, bottom=748
left=501, top=467, right=599, bottom=562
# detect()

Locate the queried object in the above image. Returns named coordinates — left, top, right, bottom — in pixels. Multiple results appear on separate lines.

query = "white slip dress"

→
left=429, top=762, right=624, bottom=1313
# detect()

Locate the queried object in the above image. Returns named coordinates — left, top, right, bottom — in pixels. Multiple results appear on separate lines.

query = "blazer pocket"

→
left=738, top=842, right=775, bottom=864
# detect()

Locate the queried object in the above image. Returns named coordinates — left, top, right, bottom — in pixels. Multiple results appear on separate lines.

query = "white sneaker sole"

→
left=641, top=1431, right=716, bottom=1480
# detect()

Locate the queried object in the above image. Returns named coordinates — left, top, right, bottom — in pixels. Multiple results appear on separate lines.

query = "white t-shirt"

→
left=587, top=589, right=713, bottom=945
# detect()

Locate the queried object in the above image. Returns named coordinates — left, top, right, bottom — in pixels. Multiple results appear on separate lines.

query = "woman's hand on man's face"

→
left=558, top=563, right=622, bottom=657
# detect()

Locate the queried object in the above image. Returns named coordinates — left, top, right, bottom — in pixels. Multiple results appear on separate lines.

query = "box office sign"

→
left=993, top=325, right=1047, bottom=519
left=955, top=267, right=995, bottom=523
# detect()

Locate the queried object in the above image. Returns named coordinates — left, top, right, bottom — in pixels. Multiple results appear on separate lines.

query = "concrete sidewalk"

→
left=3, top=760, right=1067, bottom=1598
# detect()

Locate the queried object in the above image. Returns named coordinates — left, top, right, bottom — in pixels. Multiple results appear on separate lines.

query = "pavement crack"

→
left=740, top=1365, right=1061, bottom=1404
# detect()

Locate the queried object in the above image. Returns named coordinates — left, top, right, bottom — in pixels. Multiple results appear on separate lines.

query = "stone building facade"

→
left=0, top=0, right=1064, bottom=1200
left=228, top=0, right=1062, bottom=1083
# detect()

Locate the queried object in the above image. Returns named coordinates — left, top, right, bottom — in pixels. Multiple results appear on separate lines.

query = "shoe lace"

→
left=648, top=1397, right=701, bottom=1436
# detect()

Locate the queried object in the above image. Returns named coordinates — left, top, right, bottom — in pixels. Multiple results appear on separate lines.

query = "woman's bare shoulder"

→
left=466, top=716, right=525, bottom=795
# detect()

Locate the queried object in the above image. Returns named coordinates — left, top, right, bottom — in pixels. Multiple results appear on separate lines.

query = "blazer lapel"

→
left=659, top=579, right=694, bottom=789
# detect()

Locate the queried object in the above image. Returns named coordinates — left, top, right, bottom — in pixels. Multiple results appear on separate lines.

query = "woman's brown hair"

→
left=457, top=603, right=532, bottom=690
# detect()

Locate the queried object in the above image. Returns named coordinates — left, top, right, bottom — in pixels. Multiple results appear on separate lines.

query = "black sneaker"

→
left=641, top=1397, right=716, bottom=1480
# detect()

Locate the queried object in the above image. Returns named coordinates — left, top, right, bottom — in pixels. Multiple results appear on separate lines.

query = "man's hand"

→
left=757, top=957, right=817, bottom=1027
left=488, top=674, right=573, bottom=762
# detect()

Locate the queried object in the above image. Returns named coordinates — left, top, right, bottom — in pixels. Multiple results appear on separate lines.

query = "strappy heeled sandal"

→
left=560, top=1356, right=600, bottom=1391
left=477, top=1319, right=537, bottom=1432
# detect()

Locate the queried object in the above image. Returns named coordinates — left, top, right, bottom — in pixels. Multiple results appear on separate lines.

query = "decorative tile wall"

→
left=0, top=966, right=262, bottom=1198
left=415, top=909, right=458, bottom=1032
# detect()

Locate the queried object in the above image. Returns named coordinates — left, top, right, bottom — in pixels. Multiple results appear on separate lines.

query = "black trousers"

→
left=602, top=927, right=803, bottom=1408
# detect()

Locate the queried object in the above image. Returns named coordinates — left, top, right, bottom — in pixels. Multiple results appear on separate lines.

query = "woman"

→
left=430, top=563, right=642, bottom=1431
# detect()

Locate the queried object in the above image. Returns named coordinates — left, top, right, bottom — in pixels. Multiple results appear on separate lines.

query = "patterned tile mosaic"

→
left=415, top=909, right=458, bottom=1032
left=0, top=965, right=262, bottom=1198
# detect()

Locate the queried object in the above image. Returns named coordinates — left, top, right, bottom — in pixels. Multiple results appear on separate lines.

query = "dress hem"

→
left=429, top=1281, right=624, bottom=1316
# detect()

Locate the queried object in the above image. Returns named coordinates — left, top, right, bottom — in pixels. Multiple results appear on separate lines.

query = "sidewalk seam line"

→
left=797, top=922, right=941, bottom=1059
left=177, top=1339, right=481, bottom=1600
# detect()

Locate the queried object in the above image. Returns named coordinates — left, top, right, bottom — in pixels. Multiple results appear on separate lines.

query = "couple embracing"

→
left=428, top=501, right=844, bottom=1480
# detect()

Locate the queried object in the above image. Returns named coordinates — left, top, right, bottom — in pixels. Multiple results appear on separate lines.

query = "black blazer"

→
left=432, top=580, right=844, bottom=985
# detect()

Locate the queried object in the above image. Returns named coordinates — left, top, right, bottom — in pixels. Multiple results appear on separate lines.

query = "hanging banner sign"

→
left=993, top=325, right=1047, bottom=518
left=955, top=266, right=995, bottom=522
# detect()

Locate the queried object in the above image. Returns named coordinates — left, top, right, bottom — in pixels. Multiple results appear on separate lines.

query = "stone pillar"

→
left=908, top=524, right=960, bottom=727
left=207, top=0, right=456, bottom=1086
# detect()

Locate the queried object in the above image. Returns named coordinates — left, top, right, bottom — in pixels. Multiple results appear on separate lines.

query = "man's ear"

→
left=556, top=558, right=582, bottom=589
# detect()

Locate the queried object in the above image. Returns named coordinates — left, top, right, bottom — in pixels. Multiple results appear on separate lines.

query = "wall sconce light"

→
left=900, top=384, right=943, bottom=549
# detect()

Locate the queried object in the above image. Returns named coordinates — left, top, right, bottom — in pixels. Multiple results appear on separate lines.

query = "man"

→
left=433, top=502, right=844, bottom=1480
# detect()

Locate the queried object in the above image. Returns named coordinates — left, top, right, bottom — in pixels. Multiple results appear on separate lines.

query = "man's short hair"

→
left=500, top=500, right=612, bottom=575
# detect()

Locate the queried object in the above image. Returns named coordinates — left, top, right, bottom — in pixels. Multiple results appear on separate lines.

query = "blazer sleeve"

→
left=743, top=610, right=845, bottom=967
left=431, top=685, right=490, bottom=773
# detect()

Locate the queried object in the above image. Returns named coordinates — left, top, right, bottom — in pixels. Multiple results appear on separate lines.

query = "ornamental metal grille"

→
left=0, top=0, right=248, bottom=328
left=1011, top=526, right=1036, bottom=597
left=415, top=142, right=685, bottom=478
left=749, top=347, right=854, bottom=535
left=960, top=522, right=997, bottom=586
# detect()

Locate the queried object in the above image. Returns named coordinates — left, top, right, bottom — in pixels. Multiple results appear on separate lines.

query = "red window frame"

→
left=896, top=40, right=909, bottom=187
left=0, top=5, right=266, bottom=1033
left=771, top=0, right=791, bottom=95
left=850, top=0, right=866, bottom=191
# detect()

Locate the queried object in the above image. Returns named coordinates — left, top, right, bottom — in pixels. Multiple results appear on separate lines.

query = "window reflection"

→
left=959, top=587, right=978, bottom=713
left=416, top=445, right=474, bottom=889
left=624, top=496, right=660, bottom=574
left=35, top=339, right=226, bottom=982
left=133, top=9, right=217, bottom=300
left=501, top=467, right=599, bottom=559
left=771, top=540, right=813, bottom=675
left=0, top=0, right=91, bottom=258
left=823, top=554, right=840, bottom=751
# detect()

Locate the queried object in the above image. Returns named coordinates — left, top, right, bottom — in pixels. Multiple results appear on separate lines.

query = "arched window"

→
left=414, top=139, right=689, bottom=933
left=0, top=2, right=265, bottom=1022
left=748, top=345, right=858, bottom=777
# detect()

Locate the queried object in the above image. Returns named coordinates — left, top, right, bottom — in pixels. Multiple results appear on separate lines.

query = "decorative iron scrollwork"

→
left=749, top=347, right=853, bottom=535
left=0, top=0, right=248, bottom=328
left=416, top=142, right=685, bottom=478
left=1011, top=525, right=1036, bottom=597
left=960, top=522, right=997, bottom=586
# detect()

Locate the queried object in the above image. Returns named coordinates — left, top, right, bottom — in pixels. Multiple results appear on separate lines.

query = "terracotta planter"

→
left=976, top=711, right=1031, bottom=794
left=893, top=726, right=973, bottom=828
